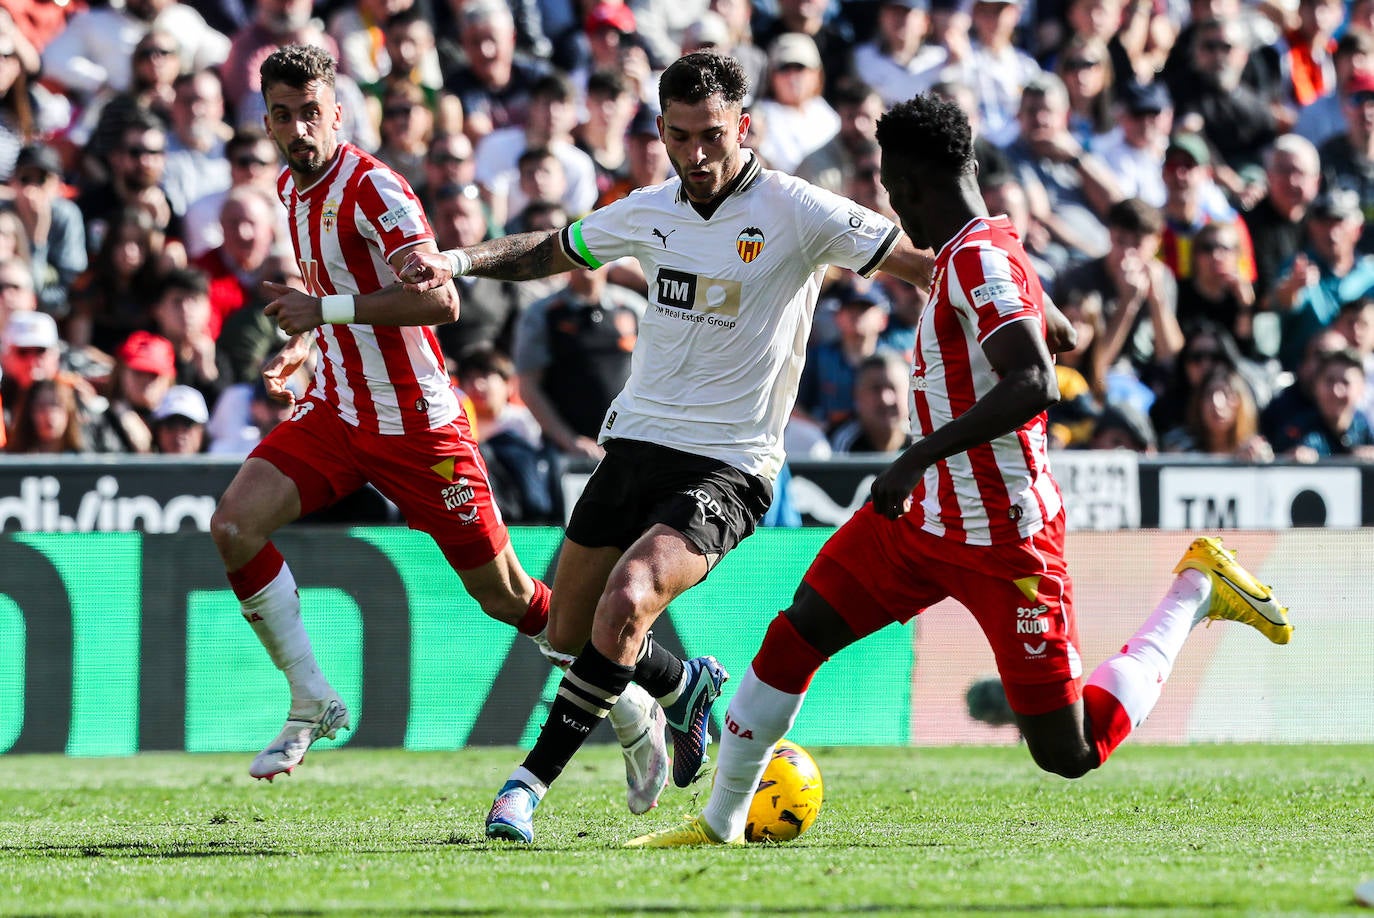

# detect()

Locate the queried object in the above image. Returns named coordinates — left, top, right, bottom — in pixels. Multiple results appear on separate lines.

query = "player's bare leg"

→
left=212, top=458, right=348, bottom=780
left=630, top=583, right=852, bottom=847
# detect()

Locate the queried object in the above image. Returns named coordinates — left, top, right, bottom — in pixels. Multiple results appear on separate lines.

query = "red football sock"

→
left=1083, top=684, right=1133, bottom=765
left=750, top=614, right=829, bottom=695
left=226, top=543, right=285, bottom=601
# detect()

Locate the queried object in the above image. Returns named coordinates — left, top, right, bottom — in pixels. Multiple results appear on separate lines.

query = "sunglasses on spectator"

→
left=383, top=106, right=416, bottom=119
left=233, top=156, right=273, bottom=168
left=1200, top=40, right=1234, bottom=53
left=1350, top=90, right=1374, bottom=106
left=1064, top=57, right=1101, bottom=70
left=13, top=346, right=50, bottom=357
left=136, top=46, right=176, bottom=59
left=429, top=153, right=467, bottom=165
left=1185, top=349, right=1222, bottom=363
left=124, top=146, right=165, bottom=157
left=15, top=171, right=48, bottom=186
left=1196, top=240, right=1238, bottom=253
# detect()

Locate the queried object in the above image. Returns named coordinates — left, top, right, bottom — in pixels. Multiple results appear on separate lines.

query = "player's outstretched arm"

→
left=870, top=319, right=1058, bottom=520
left=876, top=235, right=935, bottom=291
left=399, top=230, right=579, bottom=290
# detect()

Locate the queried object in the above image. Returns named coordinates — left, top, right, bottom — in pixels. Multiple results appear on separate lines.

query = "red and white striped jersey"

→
left=278, top=143, right=460, bottom=435
left=907, top=215, right=1063, bottom=545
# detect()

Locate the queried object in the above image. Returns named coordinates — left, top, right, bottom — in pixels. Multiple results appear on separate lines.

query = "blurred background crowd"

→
left=2, top=0, right=1374, bottom=518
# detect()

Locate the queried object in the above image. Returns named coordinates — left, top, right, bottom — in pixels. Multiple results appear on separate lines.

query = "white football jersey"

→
left=559, top=152, right=901, bottom=479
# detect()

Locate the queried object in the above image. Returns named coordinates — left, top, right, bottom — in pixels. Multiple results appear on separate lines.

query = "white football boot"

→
left=250, top=696, right=350, bottom=781
left=611, top=683, right=670, bottom=814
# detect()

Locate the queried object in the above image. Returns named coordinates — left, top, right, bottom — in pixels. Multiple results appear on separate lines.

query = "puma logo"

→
left=652, top=227, right=675, bottom=248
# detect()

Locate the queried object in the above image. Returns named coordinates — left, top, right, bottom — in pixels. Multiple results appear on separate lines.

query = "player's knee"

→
left=209, top=501, right=248, bottom=559
left=1028, top=745, right=1096, bottom=780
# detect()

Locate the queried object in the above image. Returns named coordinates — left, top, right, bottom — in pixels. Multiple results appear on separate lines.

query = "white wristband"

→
left=320, top=294, right=356, bottom=324
left=445, top=248, right=473, bottom=277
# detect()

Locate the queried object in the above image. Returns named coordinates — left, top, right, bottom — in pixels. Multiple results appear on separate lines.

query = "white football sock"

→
left=1085, top=568, right=1210, bottom=727
left=239, top=561, right=332, bottom=712
left=702, top=666, right=804, bottom=842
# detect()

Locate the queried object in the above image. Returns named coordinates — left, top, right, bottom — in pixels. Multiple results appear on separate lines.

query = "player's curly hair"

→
left=876, top=94, right=974, bottom=177
left=658, top=52, right=749, bottom=112
left=260, top=44, right=336, bottom=97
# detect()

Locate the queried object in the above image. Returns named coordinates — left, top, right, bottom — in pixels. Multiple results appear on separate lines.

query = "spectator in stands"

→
left=1318, top=69, right=1374, bottom=253
left=0, top=30, right=69, bottom=183
left=1054, top=35, right=1115, bottom=149
left=8, top=142, right=86, bottom=321
left=67, top=207, right=175, bottom=354
left=334, top=0, right=444, bottom=98
left=161, top=70, right=234, bottom=219
left=753, top=0, right=856, bottom=99
left=1056, top=197, right=1180, bottom=389
left=91, top=330, right=178, bottom=453
left=215, top=252, right=292, bottom=385
left=707, top=0, right=768, bottom=105
left=0, top=210, right=26, bottom=264
left=440, top=0, right=552, bottom=142
left=456, top=342, right=559, bottom=522
left=575, top=71, right=638, bottom=203
left=852, top=0, right=949, bottom=110
left=981, top=173, right=1062, bottom=287
left=503, top=150, right=568, bottom=234
left=1261, top=325, right=1347, bottom=443
left=375, top=82, right=434, bottom=195
left=78, top=115, right=183, bottom=257
left=6, top=375, right=87, bottom=453
left=0, top=256, right=36, bottom=335
left=369, top=7, right=462, bottom=133
left=1248, top=133, right=1321, bottom=310
left=754, top=34, right=838, bottom=174
left=474, top=71, right=597, bottom=228
left=183, top=128, right=282, bottom=260
left=1150, top=317, right=1251, bottom=439
left=512, top=262, right=647, bottom=460
left=960, top=0, right=1042, bottom=148
left=1269, top=347, right=1374, bottom=460
left=150, top=383, right=209, bottom=454
left=827, top=351, right=912, bottom=454
left=1160, top=365, right=1273, bottom=460
left=0, top=308, right=59, bottom=428
left=40, top=0, right=229, bottom=104
left=150, top=267, right=226, bottom=407
left=1272, top=189, right=1374, bottom=372
left=595, top=105, right=671, bottom=206
left=625, top=0, right=710, bottom=73
left=421, top=132, right=478, bottom=213
left=1089, top=400, right=1157, bottom=451
left=430, top=182, right=528, bottom=360
left=207, top=376, right=292, bottom=454
left=1046, top=290, right=1108, bottom=450
left=843, top=142, right=894, bottom=220
left=1093, top=80, right=1172, bottom=209
left=796, top=80, right=884, bottom=195
left=575, top=2, right=657, bottom=110
left=798, top=286, right=892, bottom=430
left=1005, top=73, right=1120, bottom=262
left=1176, top=221, right=1257, bottom=352
left=931, top=77, right=1013, bottom=190
left=71, top=29, right=180, bottom=185
left=194, top=187, right=278, bottom=341
left=1171, top=17, right=1279, bottom=202
left=1293, top=28, right=1374, bottom=149
left=1335, top=295, right=1374, bottom=420
left=1260, top=0, right=1342, bottom=114
left=220, top=0, right=325, bottom=115
left=1158, top=132, right=1256, bottom=284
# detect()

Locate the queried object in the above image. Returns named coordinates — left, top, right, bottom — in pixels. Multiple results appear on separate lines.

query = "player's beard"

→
left=287, top=141, right=329, bottom=178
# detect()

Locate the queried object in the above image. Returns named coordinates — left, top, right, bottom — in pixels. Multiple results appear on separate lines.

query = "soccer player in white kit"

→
left=209, top=46, right=669, bottom=816
left=627, top=93, right=1294, bottom=848
left=402, top=51, right=937, bottom=843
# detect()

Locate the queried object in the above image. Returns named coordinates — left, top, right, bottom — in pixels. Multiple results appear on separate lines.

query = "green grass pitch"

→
left=1, top=744, right=1370, bottom=916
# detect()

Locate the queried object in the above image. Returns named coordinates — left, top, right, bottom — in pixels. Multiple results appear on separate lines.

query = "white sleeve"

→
left=794, top=182, right=902, bottom=278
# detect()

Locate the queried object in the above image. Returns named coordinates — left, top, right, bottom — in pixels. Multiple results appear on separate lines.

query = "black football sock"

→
left=631, top=633, right=685, bottom=698
left=521, top=642, right=634, bottom=786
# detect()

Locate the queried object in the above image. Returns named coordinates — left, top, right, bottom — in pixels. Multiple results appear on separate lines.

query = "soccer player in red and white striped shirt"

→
left=630, top=93, right=1293, bottom=848
left=209, top=46, right=669, bottom=809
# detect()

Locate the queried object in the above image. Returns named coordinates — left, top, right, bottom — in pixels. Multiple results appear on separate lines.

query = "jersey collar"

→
left=676, top=149, right=763, bottom=216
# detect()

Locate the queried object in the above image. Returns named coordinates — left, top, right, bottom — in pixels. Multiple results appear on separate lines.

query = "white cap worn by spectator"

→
left=152, top=385, right=210, bottom=425
left=4, top=310, right=60, bottom=350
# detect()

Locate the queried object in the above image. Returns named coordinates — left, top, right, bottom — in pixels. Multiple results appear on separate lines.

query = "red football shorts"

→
left=804, top=504, right=1079, bottom=716
left=250, top=397, right=509, bottom=569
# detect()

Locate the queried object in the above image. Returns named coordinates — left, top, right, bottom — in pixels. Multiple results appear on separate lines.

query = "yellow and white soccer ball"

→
left=744, top=739, right=824, bottom=842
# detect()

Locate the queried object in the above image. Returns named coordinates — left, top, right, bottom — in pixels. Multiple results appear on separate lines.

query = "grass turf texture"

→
left=1, top=745, right=1369, bottom=916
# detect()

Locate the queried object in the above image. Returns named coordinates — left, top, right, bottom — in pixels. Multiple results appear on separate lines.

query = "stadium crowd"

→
left=2, top=0, right=1374, bottom=505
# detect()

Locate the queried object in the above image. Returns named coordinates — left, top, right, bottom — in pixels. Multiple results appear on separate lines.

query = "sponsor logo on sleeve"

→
left=379, top=202, right=420, bottom=231
left=970, top=280, right=1022, bottom=316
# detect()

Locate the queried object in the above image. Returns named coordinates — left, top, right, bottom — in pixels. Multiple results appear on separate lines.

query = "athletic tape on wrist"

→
left=445, top=249, right=473, bottom=277
left=320, top=294, right=356, bottom=324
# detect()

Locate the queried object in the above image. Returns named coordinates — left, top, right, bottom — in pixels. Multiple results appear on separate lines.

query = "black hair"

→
left=386, top=4, right=428, bottom=30
left=457, top=342, right=515, bottom=380
left=158, top=266, right=210, bottom=299
left=586, top=69, right=628, bottom=99
left=531, top=72, right=575, bottom=103
left=658, top=51, right=748, bottom=112
left=260, top=44, right=336, bottom=98
left=875, top=93, right=973, bottom=176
